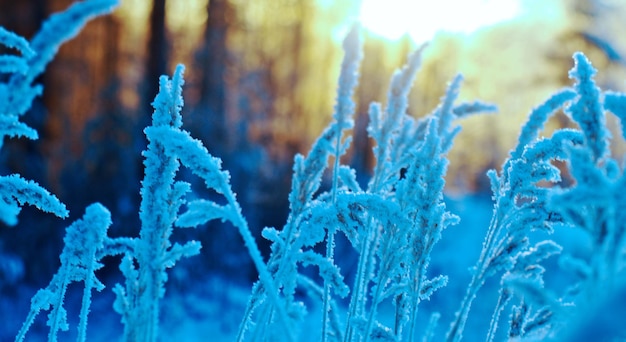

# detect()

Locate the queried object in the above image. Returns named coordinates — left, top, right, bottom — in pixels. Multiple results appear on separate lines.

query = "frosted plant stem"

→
left=298, top=275, right=344, bottom=339
left=364, top=282, right=384, bottom=342
left=236, top=287, right=257, bottom=342
left=485, top=289, right=510, bottom=342
left=257, top=306, right=274, bottom=341
left=323, top=142, right=341, bottom=342
left=345, top=218, right=375, bottom=342
left=324, top=131, right=342, bottom=342
left=394, top=294, right=404, bottom=337
left=322, top=231, right=335, bottom=342
left=476, top=214, right=502, bottom=279
left=447, top=272, right=483, bottom=342
left=227, top=191, right=295, bottom=341
left=48, top=273, right=70, bottom=342
left=344, top=239, right=366, bottom=342
left=447, top=266, right=488, bottom=341
left=408, top=275, right=424, bottom=342
left=77, top=260, right=96, bottom=342
left=237, top=220, right=299, bottom=341
left=447, top=214, right=500, bottom=342
left=323, top=24, right=361, bottom=340
left=15, top=311, right=36, bottom=342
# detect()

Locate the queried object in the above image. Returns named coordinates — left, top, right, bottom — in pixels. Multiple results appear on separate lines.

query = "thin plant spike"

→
left=0, top=174, right=68, bottom=226
left=368, top=44, right=427, bottom=193
left=0, top=27, right=35, bottom=58
left=511, top=89, right=577, bottom=161
left=447, top=89, right=576, bottom=342
left=345, top=45, right=427, bottom=342
left=139, top=66, right=294, bottom=341
left=15, top=203, right=111, bottom=342
left=118, top=66, right=189, bottom=342
left=149, top=124, right=295, bottom=341
left=0, top=55, right=28, bottom=75
left=0, top=27, right=33, bottom=76
left=5, top=0, right=119, bottom=118
left=19, top=0, right=120, bottom=86
left=0, top=115, right=39, bottom=146
left=324, top=23, right=363, bottom=342
left=566, top=52, right=610, bottom=161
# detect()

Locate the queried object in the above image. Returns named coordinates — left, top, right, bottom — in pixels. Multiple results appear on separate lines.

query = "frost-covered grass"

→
left=2, top=2, right=626, bottom=342
left=1, top=194, right=493, bottom=341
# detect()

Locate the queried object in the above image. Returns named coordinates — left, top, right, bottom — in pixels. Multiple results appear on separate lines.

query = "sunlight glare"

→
left=359, top=0, right=522, bottom=43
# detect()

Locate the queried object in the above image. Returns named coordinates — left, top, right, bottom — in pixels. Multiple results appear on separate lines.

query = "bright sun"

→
left=359, top=0, right=523, bottom=44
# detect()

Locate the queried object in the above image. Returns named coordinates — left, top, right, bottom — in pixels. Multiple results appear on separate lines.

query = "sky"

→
left=358, top=0, right=523, bottom=44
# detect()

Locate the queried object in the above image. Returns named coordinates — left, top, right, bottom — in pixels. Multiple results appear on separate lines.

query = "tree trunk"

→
left=143, top=0, right=168, bottom=117
left=197, top=0, right=231, bottom=153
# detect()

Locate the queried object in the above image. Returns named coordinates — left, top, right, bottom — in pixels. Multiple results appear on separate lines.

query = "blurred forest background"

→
left=2, top=0, right=626, bottom=290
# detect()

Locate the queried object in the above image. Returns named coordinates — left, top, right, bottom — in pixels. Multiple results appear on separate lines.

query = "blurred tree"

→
left=40, top=0, right=123, bottom=194
left=195, top=0, right=232, bottom=154
left=143, top=0, right=167, bottom=120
